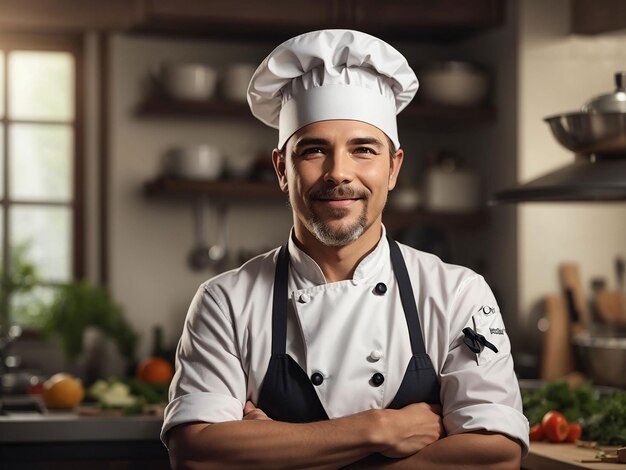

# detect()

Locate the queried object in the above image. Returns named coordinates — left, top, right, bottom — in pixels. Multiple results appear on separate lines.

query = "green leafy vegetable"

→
left=583, top=392, right=626, bottom=446
left=522, top=381, right=626, bottom=446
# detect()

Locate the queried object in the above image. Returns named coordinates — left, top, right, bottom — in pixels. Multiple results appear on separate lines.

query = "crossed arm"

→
left=166, top=401, right=522, bottom=470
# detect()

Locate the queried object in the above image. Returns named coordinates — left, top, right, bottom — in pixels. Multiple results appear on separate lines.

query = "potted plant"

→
left=0, top=243, right=41, bottom=332
left=41, top=281, right=139, bottom=379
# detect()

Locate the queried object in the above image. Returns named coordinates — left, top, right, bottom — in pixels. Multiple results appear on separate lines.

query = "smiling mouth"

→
left=315, top=198, right=361, bottom=208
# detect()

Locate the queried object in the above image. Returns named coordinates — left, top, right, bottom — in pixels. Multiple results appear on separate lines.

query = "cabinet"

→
left=134, top=0, right=343, bottom=39
left=0, top=0, right=505, bottom=40
left=351, top=0, right=505, bottom=41
left=571, top=0, right=626, bottom=35
left=131, top=0, right=505, bottom=41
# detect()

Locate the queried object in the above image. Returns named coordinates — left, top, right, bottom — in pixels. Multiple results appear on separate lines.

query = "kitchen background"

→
left=0, top=0, right=625, bottom=409
left=2, top=0, right=626, bottom=468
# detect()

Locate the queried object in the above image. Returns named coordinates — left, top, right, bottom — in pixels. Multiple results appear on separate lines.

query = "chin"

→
left=309, top=216, right=369, bottom=247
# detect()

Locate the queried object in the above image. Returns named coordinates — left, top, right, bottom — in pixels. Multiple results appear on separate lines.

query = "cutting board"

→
left=541, top=294, right=575, bottom=380
left=525, top=443, right=625, bottom=470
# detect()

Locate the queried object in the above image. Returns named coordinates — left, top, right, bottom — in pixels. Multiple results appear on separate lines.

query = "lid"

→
left=582, top=72, right=626, bottom=113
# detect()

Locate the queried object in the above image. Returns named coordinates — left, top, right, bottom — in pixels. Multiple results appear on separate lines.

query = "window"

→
left=0, top=35, right=83, bottom=327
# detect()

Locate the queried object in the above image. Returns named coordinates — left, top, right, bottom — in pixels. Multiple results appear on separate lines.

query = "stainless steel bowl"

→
left=545, top=112, right=626, bottom=155
left=572, top=333, right=626, bottom=388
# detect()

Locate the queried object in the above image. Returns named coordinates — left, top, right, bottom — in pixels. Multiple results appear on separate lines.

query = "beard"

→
left=306, top=185, right=370, bottom=247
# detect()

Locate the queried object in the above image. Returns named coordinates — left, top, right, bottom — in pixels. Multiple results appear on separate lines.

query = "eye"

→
left=353, top=147, right=378, bottom=156
left=298, top=147, right=325, bottom=158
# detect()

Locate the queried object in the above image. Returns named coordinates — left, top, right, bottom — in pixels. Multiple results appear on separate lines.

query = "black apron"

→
left=257, top=237, right=440, bottom=422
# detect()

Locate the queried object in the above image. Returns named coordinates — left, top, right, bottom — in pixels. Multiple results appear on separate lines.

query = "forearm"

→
left=347, top=432, right=522, bottom=470
left=168, top=410, right=388, bottom=470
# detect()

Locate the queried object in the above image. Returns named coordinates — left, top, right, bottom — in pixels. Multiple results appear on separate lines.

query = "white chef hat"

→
left=247, top=29, right=418, bottom=149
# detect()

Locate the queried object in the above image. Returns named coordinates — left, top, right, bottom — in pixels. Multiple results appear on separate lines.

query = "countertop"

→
left=0, top=411, right=163, bottom=443
left=525, top=442, right=624, bottom=470
left=0, top=410, right=168, bottom=467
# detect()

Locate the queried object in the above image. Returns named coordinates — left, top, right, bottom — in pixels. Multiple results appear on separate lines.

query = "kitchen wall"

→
left=517, top=0, right=626, bottom=347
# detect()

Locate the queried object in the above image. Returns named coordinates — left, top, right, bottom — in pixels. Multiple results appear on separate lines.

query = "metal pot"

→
left=544, top=112, right=626, bottom=155
left=545, top=71, right=626, bottom=156
left=572, top=333, right=626, bottom=388
left=582, top=72, right=626, bottom=113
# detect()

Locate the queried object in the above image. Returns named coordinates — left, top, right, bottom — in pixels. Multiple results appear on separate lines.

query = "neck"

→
left=292, top=219, right=383, bottom=283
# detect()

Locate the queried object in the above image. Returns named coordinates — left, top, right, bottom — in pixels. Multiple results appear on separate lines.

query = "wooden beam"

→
left=572, top=0, right=626, bottom=35
left=0, top=0, right=140, bottom=33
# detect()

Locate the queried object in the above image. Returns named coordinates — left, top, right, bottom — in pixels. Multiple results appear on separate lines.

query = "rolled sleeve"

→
left=444, top=403, right=529, bottom=443
left=441, top=275, right=530, bottom=456
left=161, top=392, right=243, bottom=443
left=161, top=284, right=246, bottom=446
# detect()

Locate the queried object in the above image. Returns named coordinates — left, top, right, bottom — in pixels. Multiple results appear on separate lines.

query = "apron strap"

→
left=387, top=236, right=427, bottom=356
left=271, top=244, right=289, bottom=355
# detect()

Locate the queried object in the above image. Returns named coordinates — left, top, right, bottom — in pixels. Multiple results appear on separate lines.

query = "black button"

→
left=371, top=373, right=385, bottom=387
left=375, top=282, right=387, bottom=295
left=311, top=372, right=324, bottom=386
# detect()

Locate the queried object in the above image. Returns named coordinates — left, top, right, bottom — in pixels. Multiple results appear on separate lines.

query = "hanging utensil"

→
left=207, top=203, right=228, bottom=268
left=188, top=195, right=212, bottom=270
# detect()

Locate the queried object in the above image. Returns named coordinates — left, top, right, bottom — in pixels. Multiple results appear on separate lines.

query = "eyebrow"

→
left=348, top=137, right=384, bottom=147
left=292, top=136, right=384, bottom=151
left=293, top=137, right=330, bottom=150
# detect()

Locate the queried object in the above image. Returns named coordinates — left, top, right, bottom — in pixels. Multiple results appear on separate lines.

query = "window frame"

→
left=0, top=33, right=85, bottom=289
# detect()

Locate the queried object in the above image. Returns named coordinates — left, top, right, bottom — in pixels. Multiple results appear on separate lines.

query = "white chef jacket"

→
left=162, top=228, right=529, bottom=455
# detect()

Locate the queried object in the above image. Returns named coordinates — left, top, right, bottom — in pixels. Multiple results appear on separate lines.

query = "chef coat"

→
left=162, top=227, right=529, bottom=455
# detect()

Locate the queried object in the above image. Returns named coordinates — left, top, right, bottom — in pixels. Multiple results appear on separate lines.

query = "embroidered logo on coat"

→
left=489, top=327, right=505, bottom=335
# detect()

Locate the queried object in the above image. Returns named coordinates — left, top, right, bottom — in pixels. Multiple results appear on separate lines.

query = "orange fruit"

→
left=136, top=357, right=174, bottom=384
left=43, top=373, right=85, bottom=409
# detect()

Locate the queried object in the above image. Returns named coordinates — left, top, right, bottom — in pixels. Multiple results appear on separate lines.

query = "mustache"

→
left=309, top=185, right=368, bottom=200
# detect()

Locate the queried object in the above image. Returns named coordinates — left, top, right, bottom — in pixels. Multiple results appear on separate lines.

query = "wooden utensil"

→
left=541, top=294, right=575, bottom=381
left=594, top=258, right=626, bottom=326
left=595, top=289, right=626, bottom=325
left=559, top=263, right=590, bottom=332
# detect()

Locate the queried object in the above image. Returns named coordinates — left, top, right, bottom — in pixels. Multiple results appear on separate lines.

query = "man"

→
left=162, top=29, right=529, bottom=469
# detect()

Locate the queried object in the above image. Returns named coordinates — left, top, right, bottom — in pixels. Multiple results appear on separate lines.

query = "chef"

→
left=162, top=29, right=529, bottom=469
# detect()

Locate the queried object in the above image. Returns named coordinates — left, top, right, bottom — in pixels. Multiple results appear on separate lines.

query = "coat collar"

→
left=286, top=226, right=390, bottom=286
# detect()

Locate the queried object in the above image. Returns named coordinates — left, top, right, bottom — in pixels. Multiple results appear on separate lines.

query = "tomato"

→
left=565, top=423, right=582, bottom=443
left=136, top=357, right=174, bottom=384
left=529, top=423, right=545, bottom=441
left=542, top=411, right=569, bottom=443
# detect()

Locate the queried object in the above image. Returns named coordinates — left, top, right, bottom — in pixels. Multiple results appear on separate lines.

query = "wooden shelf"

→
left=136, top=96, right=496, bottom=124
left=144, top=176, right=488, bottom=230
left=144, top=176, right=285, bottom=200
left=383, top=207, right=489, bottom=231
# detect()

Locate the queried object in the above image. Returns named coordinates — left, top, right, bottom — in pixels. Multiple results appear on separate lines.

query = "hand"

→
left=379, top=403, right=443, bottom=458
left=242, top=401, right=273, bottom=421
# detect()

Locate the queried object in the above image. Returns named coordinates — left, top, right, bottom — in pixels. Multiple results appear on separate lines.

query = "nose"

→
left=323, top=149, right=353, bottom=186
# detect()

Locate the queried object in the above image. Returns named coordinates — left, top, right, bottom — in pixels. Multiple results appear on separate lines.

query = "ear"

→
left=388, top=148, right=404, bottom=191
left=272, top=149, right=289, bottom=193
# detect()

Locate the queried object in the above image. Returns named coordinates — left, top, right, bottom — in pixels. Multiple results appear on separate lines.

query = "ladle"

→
left=208, top=203, right=228, bottom=267
left=188, top=195, right=212, bottom=270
